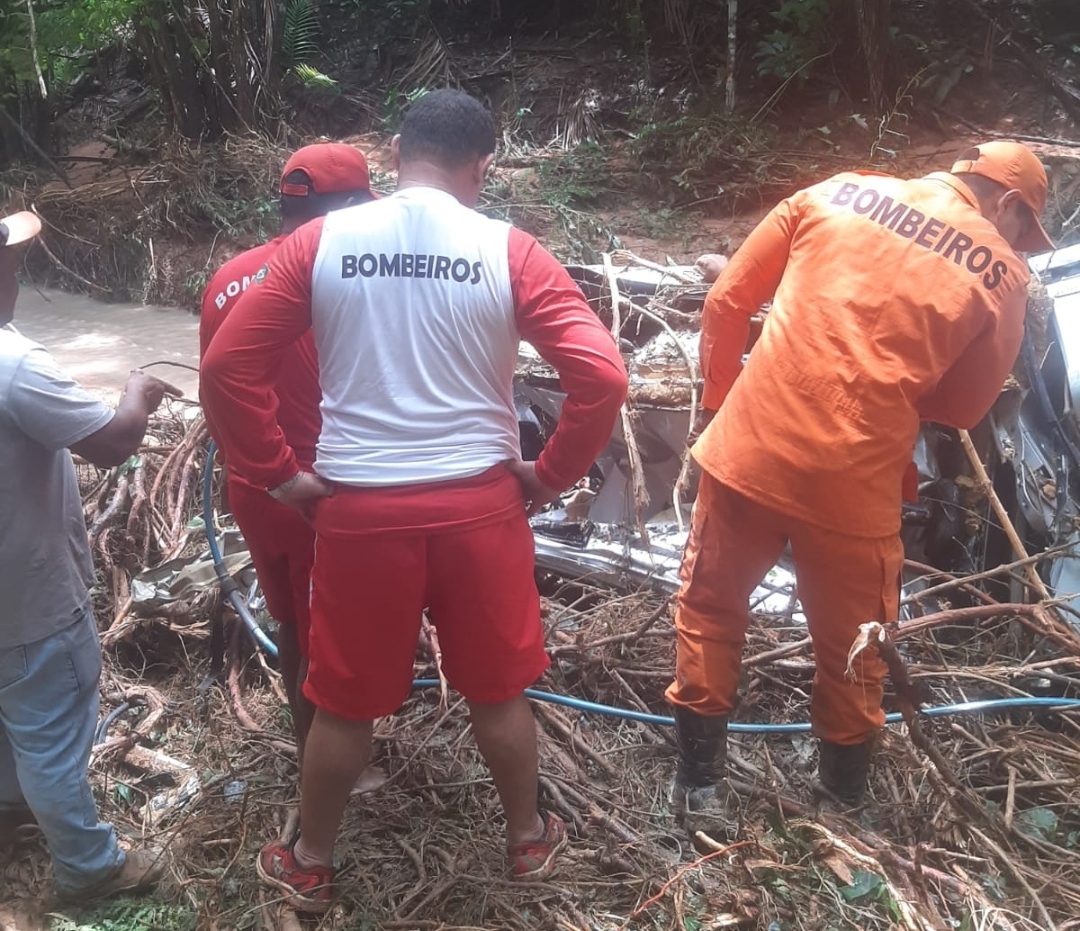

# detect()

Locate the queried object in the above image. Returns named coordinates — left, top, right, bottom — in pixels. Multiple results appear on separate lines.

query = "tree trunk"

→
left=205, top=0, right=239, bottom=131
left=230, top=0, right=254, bottom=128
left=725, top=0, right=737, bottom=110
left=131, top=0, right=279, bottom=138
left=848, top=0, right=895, bottom=114
left=165, top=1, right=207, bottom=137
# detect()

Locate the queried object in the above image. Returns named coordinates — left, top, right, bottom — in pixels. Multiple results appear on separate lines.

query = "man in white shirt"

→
left=202, top=90, right=628, bottom=911
left=0, top=211, right=177, bottom=900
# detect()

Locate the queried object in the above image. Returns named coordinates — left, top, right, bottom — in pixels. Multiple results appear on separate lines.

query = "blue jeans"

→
left=0, top=605, right=124, bottom=894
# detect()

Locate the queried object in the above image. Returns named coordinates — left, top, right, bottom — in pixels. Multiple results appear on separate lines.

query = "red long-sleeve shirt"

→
left=201, top=187, right=628, bottom=495
left=199, top=236, right=322, bottom=481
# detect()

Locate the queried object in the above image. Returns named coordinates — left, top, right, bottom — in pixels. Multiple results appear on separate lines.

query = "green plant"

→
left=381, top=85, right=429, bottom=131
left=533, top=142, right=611, bottom=207
left=51, top=898, right=198, bottom=931
left=754, top=0, right=832, bottom=82
left=281, top=0, right=319, bottom=64
left=340, top=0, right=433, bottom=43
left=629, top=107, right=775, bottom=200
left=281, top=0, right=339, bottom=89
left=291, top=62, right=339, bottom=89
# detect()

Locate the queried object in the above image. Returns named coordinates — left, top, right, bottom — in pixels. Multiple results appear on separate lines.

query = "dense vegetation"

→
left=1, top=0, right=1076, bottom=303
left=2, top=0, right=1055, bottom=155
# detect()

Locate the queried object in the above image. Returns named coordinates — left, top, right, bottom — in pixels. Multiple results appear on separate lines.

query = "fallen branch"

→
left=798, top=820, right=937, bottom=931
left=618, top=841, right=755, bottom=930
left=958, top=429, right=1051, bottom=601
left=901, top=548, right=1071, bottom=607
left=748, top=599, right=1080, bottom=668
left=969, top=826, right=1058, bottom=931
left=534, top=703, right=620, bottom=782
left=603, top=252, right=650, bottom=545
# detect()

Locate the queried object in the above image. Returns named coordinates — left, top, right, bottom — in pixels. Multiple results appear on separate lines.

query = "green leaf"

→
left=282, top=0, right=319, bottom=64
left=292, top=63, right=339, bottom=89
left=840, top=870, right=883, bottom=902
left=982, top=873, right=1006, bottom=901
left=117, top=454, right=143, bottom=475
left=1016, top=806, right=1059, bottom=843
left=765, top=805, right=793, bottom=841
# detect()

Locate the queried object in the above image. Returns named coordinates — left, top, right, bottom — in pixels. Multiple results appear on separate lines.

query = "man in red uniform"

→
left=667, top=141, right=1051, bottom=830
left=202, top=89, right=628, bottom=910
left=199, top=143, right=376, bottom=761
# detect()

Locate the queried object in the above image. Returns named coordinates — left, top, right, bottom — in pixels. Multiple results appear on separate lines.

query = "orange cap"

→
left=280, top=142, right=377, bottom=198
left=951, top=141, right=1054, bottom=253
left=0, top=210, right=41, bottom=248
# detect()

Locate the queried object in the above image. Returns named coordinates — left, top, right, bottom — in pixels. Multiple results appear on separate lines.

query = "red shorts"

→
left=227, top=478, right=315, bottom=657
left=303, top=465, right=549, bottom=720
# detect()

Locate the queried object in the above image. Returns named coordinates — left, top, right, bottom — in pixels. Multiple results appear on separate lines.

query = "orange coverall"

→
left=667, top=170, right=1030, bottom=744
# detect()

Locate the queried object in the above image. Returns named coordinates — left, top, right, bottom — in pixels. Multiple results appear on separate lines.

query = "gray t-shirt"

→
left=0, top=323, right=114, bottom=648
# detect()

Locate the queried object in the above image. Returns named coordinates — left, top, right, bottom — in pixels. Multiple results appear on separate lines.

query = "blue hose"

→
left=203, top=443, right=1080, bottom=734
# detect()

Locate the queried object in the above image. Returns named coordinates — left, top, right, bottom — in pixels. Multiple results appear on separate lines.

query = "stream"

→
left=13, top=286, right=201, bottom=401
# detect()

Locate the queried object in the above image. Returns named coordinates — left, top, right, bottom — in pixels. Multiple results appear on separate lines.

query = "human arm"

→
left=695, top=253, right=729, bottom=283
left=71, top=371, right=180, bottom=466
left=199, top=220, right=322, bottom=491
left=8, top=350, right=178, bottom=468
left=917, top=284, right=1027, bottom=430
left=199, top=278, right=222, bottom=361
left=509, top=228, right=629, bottom=499
left=699, top=196, right=800, bottom=410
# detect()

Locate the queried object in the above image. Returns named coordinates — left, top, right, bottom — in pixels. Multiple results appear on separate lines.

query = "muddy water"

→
left=13, top=287, right=201, bottom=402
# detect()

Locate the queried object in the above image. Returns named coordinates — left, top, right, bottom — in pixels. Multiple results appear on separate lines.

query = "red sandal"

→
left=507, top=811, right=568, bottom=882
left=256, top=840, right=335, bottom=913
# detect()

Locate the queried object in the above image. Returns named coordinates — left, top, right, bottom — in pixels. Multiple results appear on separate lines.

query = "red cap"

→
left=0, top=210, right=41, bottom=247
left=280, top=143, right=376, bottom=198
left=951, top=141, right=1054, bottom=253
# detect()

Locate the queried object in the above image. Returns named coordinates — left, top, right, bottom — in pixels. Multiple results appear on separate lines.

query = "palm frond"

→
left=291, top=63, right=339, bottom=89
left=281, top=0, right=319, bottom=65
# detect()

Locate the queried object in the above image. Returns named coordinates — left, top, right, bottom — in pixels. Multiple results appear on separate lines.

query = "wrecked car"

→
left=515, top=246, right=1080, bottom=625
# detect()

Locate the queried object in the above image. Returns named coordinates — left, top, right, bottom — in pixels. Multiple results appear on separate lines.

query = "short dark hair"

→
left=398, top=89, right=496, bottom=167
left=279, top=169, right=374, bottom=223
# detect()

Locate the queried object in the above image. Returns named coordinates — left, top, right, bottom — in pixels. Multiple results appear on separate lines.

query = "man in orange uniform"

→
left=667, top=142, right=1053, bottom=821
left=199, top=143, right=377, bottom=761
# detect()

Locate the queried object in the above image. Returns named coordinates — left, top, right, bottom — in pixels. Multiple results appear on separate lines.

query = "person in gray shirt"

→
left=0, top=211, right=179, bottom=901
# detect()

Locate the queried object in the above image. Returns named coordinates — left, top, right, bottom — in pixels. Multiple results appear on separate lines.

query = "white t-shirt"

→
left=309, top=188, right=519, bottom=484
left=0, top=323, right=113, bottom=647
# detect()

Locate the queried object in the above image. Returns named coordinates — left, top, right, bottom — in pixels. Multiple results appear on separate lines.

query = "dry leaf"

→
left=820, top=852, right=856, bottom=886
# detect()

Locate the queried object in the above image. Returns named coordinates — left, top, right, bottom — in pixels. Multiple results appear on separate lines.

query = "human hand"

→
left=695, top=253, right=729, bottom=284
left=124, top=369, right=182, bottom=412
left=687, top=407, right=718, bottom=446
left=272, top=471, right=334, bottom=520
left=505, top=460, right=563, bottom=517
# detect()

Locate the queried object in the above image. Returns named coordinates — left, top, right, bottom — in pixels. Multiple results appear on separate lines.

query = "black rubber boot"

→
left=674, top=706, right=728, bottom=790
left=816, top=740, right=872, bottom=809
left=672, top=707, right=737, bottom=840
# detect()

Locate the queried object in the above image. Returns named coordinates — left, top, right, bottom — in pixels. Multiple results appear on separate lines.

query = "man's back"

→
left=308, top=186, right=519, bottom=484
left=696, top=170, right=1030, bottom=536
left=0, top=326, right=113, bottom=642
left=200, top=237, right=322, bottom=475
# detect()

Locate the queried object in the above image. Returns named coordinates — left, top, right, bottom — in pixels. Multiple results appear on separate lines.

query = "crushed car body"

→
left=517, top=248, right=1080, bottom=627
